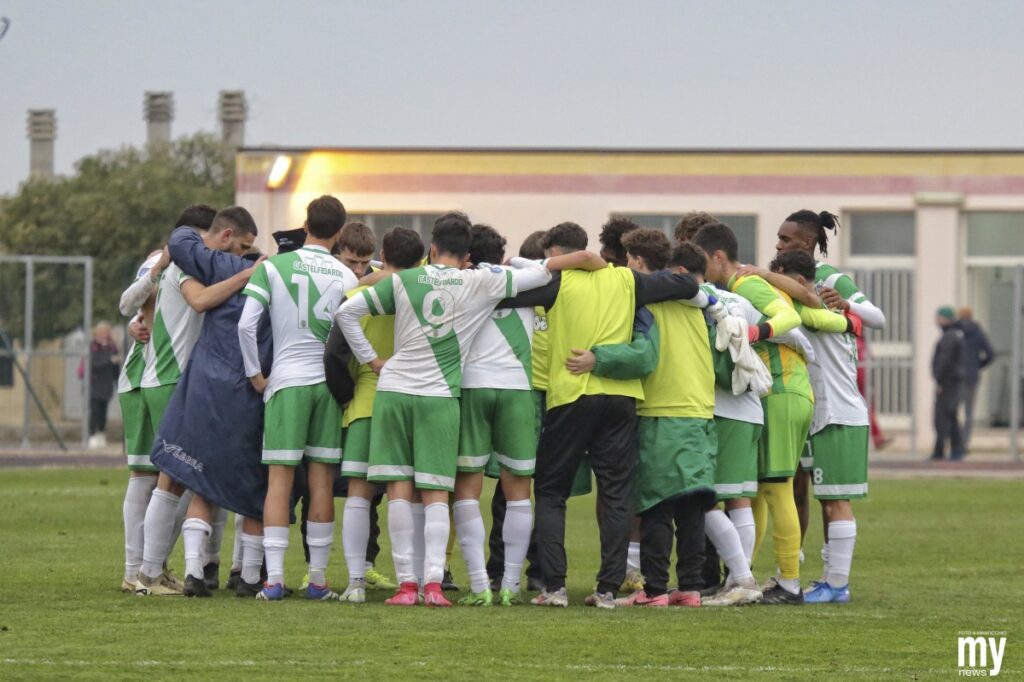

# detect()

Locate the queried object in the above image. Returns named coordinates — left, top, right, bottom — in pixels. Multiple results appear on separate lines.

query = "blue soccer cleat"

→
left=305, top=583, right=340, bottom=601
left=256, top=582, right=286, bottom=601
left=804, top=581, right=851, bottom=603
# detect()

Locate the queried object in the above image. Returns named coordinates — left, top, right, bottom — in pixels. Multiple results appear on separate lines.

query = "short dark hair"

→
left=382, top=227, right=424, bottom=269
left=175, top=204, right=217, bottom=232
left=691, top=222, right=738, bottom=262
left=210, top=206, right=258, bottom=237
left=336, top=221, right=375, bottom=256
left=770, top=249, right=817, bottom=281
left=668, top=242, right=707, bottom=276
left=431, top=211, right=473, bottom=257
left=786, top=209, right=840, bottom=258
left=541, top=222, right=588, bottom=253
left=469, top=224, right=507, bottom=266
left=674, top=211, right=719, bottom=244
left=599, top=218, right=641, bottom=266
left=621, top=228, right=670, bottom=271
left=306, top=195, right=346, bottom=240
left=519, top=230, right=547, bottom=260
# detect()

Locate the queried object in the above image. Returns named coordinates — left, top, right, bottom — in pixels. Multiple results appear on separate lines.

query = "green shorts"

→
left=713, top=417, right=761, bottom=499
left=368, top=391, right=460, bottom=492
left=342, top=418, right=371, bottom=478
left=459, top=388, right=537, bottom=476
left=634, top=416, right=717, bottom=514
left=800, top=441, right=814, bottom=472
left=808, top=424, right=869, bottom=500
left=758, top=393, right=813, bottom=480
left=262, top=383, right=342, bottom=466
left=120, top=384, right=176, bottom=471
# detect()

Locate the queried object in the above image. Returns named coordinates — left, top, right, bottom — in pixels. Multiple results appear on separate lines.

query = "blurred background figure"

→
left=954, top=307, right=994, bottom=451
left=931, top=306, right=966, bottom=461
left=87, top=321, right=120, bottom=448
left=856, top=335, right=891, bottom=450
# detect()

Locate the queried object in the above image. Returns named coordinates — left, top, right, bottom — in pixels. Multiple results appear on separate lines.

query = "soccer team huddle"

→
left=117, top=196, right=884, bottom=609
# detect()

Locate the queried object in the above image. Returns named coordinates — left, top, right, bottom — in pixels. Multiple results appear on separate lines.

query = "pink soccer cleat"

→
left=423, top=582, right=453, bottom=608
left=385, top=582, right=420, bottom=606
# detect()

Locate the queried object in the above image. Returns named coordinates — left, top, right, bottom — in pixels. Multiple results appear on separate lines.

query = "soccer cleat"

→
left=584, top=591, right=616, bottom=610
left=235, top=579, right=262, bottom=598
left=757, top=576, right=778, bottom=593
left=203, top=562, right=220, bottom=591
left=225, top=568, right=242, bottom=591
left=699, top=583, right=724, bottom=599
left=531, top=587, right=568, bottom=608
left=614, top=590, right=668, bottom=607
left=134, top=571, right=184, bottom=596
left=385, top=581, right=421, bottom=606
left=184, top=574, right=212, bottom=598
left=620, top=570, right=644, bottom=593
left=458, top=589, right=493, bottom=606
left=305, top=583, right=341, bottom=601
left=803, top=581, right=850, bottom=604
left=300, top=573, right=310, bottom=591
left=341, top=579, right=367, bottom=603
left=498, top=588, right=522, bottom=606
left=702, top=584, right=762, bottom=607
left=423, top=582, right=453, bottom=607
left=121, top=578, right=136, bottom=593
left=364, top=567, right=398, bottom=591
left=441, top=568, right=460, bottom=592
left=256, top=582, right=286, bottom=601
left=161, top=568, right=186, bottom=592
left=668, top=590, right=701, bottom=607
left=526, top=576, right=546, bottom=593
left=760, top=584, right=804, bottom=605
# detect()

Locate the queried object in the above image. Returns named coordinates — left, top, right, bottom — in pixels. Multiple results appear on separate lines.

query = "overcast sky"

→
left=2, top=0, right=1024, bottom=194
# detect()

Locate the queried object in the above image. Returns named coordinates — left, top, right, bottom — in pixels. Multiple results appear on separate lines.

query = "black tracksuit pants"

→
left=640, top=493, right=708, bottom=597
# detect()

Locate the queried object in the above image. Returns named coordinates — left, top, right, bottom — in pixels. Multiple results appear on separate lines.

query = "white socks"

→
left=821, top=542, right=831, bottom=580
left=140, top=488, right=180, bottom=579
left=423, top=502, right=450, bottom=586
left=231, top=514, right=244, bottom=569
left=306, top=521, right=334, bottom=586
left=825, top=520, right=856, bottom=588
left=123, top=476, right=156, bottom=581
left=240, top=532, right=264, bottom=585
left=411, top=503, right=426, bottom=586
left=454, top=499, right=488, bottom=593
left=207, top=505, right=228, bottom=566
left=626, top=541, right=641, bottom=573
left=182, top=517, right=212, bottom=580
left=388, top=500, right=416, bottom=585
left=502, top=499, right=532, bottom=592
left=705, top=509, right=753, bottom=584
left=343, top=497, right=371, bottom=582
left=728, top=507, right=756, bottom=566
left=263, top=526, right=290, bottom=586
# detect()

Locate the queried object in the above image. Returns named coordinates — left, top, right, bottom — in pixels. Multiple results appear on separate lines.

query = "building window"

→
left=847, top=211, right=916, bottom=257
left=613, top=213, right=757, bottom=262
left=966, top=212, right=1024, bottom=257
left=346, top=213, right=444, bottom=250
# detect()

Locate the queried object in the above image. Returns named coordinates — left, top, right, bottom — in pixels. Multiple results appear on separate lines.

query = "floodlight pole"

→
left=1010, top=265, right=1022, bottom=463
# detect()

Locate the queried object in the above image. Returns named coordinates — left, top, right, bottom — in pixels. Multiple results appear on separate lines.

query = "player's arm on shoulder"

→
left=503, top=257, right=552, bottom=295
left=735, top=276, right=801, bottom=340
left=168, top=225, right=245, bottom=285
left=237, top=296, right=267, bottom=392
left=335, top=293, right=382, bottom=371
left=496, top=272, right=560, bottom=311
left=633, top=270, right=707, bottom=307
left=585, top=309, right=660, bottom=379
left=542, top=251, right=607, bottom=272
left=118, top=250, right=164, bottom=317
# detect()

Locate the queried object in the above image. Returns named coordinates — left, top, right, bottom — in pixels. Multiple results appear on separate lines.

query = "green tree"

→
left=0, top=133, right=235, bottom=341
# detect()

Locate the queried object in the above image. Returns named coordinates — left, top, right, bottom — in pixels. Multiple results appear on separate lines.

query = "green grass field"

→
left=0, top=469, right=1021, bottom=680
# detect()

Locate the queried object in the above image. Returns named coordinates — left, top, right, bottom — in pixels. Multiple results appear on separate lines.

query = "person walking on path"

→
left=954, top=307, right=994, bottom=450
left=931, top=306, right=966, bottom=461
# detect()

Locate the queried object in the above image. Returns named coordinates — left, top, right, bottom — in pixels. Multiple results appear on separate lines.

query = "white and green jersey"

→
left=140, top=263, right=201, bottom=388
left=241, top=245, right=357, bottom=401
left=805, top=328, right=868, bottom=435
left=814, top=263, right=867, bottom=305
left=117, top=252, right=162, bottom=394
left=337, top=261, right=550, bottom=398
left=462, top=268, right=535, bottom=391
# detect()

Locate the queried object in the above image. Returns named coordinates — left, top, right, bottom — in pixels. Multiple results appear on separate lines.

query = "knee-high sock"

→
left=825, top=520, right=856, bottom=588
left=705, top=509, right=753, bottom=583
left=123, top=476, right=157, bottom=581
left=502, top=499, right=532, bottom=591
left=140, top=489, right=180, bottom=579
left=454, top=499, right=488, bottom=593
left=627, top=541, right=641, bottom=574
left=262, top=526, right=290, bottom=586
left=231, top=514, right=244, bottom=569
left=424, top=502, right=450, bottom=586
left=388, top=500, right=416, bottom=585
left=206, top=505, right=228, bottom=565
left=728, top=507, right=756, bottom=566
left=167, top=489, right=193, bottom=566
left=751, top=492, right=768, bottom=561
left=411, top=503, right=425, bottom=586
left=762, top=480, right=801, bottom=584
left=306, top=521, right=334, bottom=586
left=182, top=517, right=212, bottom=580
left=240, top=532, right=264, bottom=585
left=343, top=497, right=371, bottom=582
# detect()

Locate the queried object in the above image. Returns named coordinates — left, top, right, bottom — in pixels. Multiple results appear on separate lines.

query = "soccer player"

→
left=674, top=211, right=720, bottom=246
left=336, top=212, right=552, bottom=607
left=239, top=195, right=358, bottom=601
left=336, top=226, right=424, bottom=603
left=149, top=206, right=270, bottom=598
left=334, top=221, right=376, bottom=275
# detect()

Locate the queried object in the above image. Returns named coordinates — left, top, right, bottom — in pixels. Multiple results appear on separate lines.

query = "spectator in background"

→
left=88, top=321, right=120, bottom=448
left=931, top=306, right=966, bottom=461
left=955, top=307, right=995, bottom=450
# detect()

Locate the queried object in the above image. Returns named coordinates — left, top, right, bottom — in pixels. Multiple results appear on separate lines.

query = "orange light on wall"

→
left=266, top=155, right=293, bottom=189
